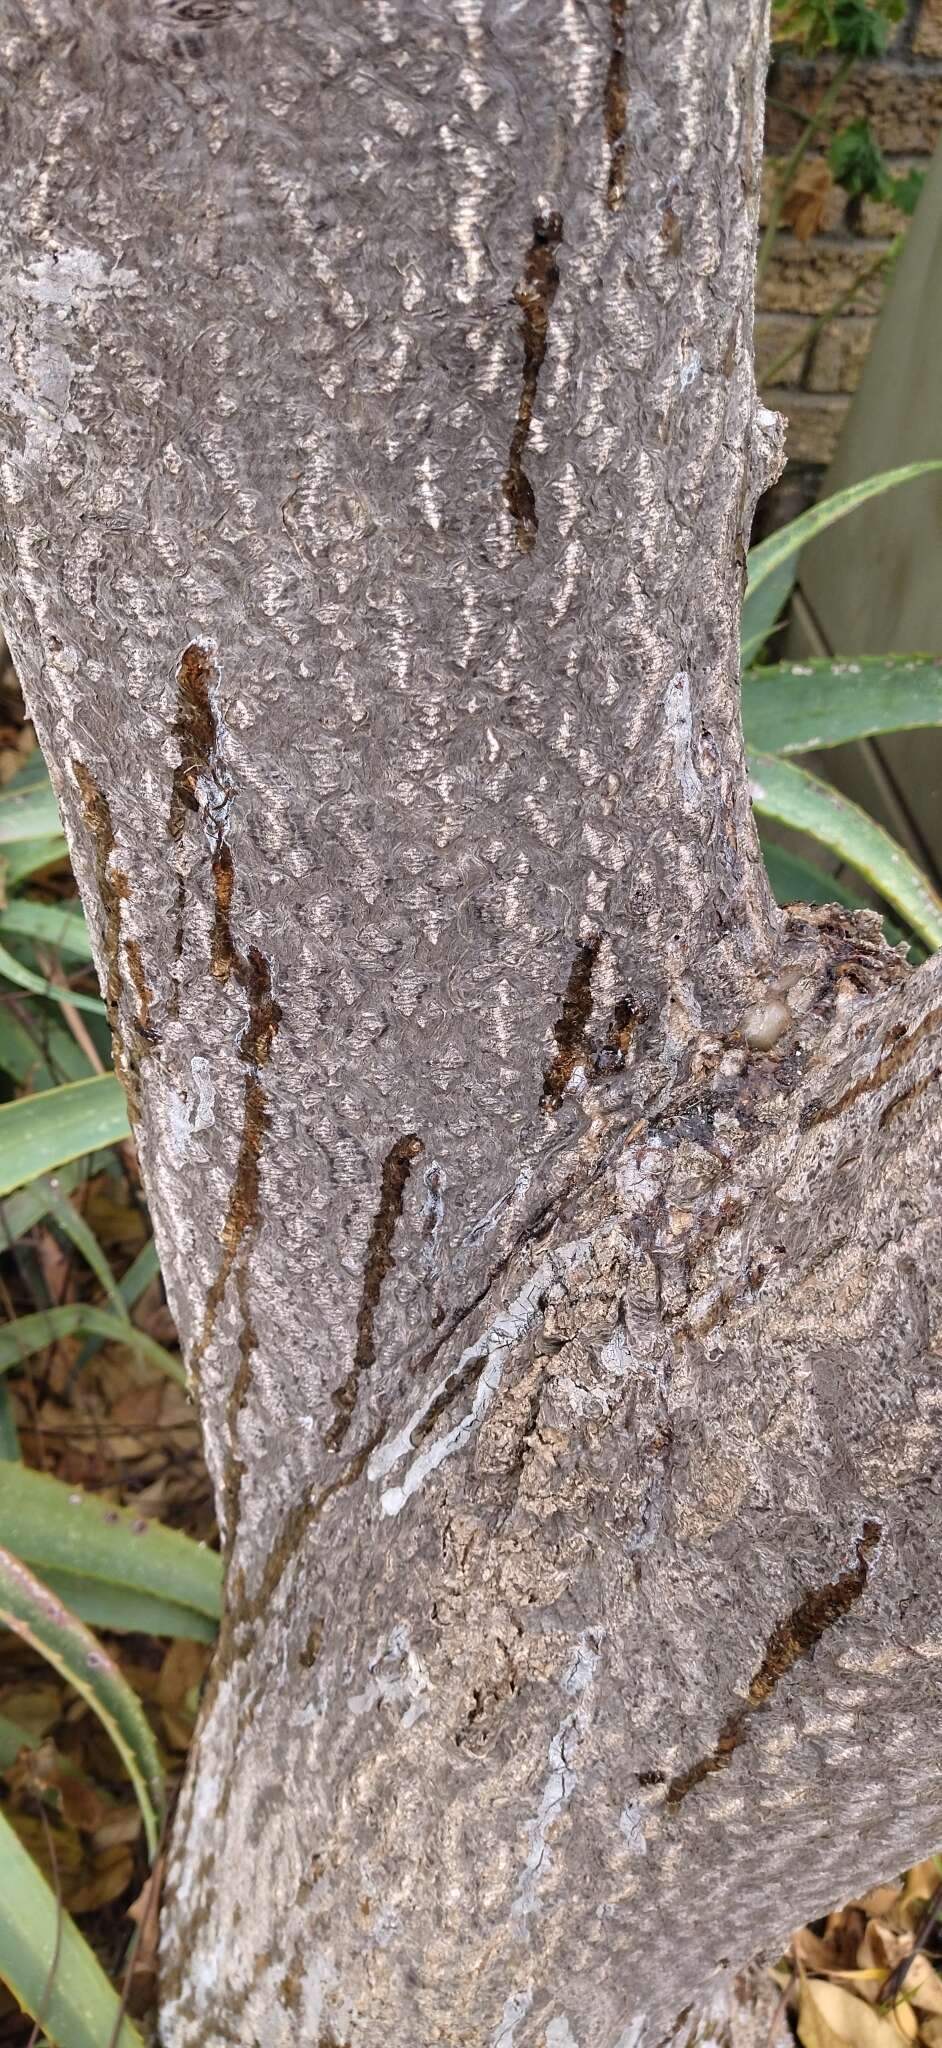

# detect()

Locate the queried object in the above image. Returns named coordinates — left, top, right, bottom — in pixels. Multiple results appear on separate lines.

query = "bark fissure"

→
left=324, top=1133, right=424, bottom=1453
left=502, top=211, right=563, bottom=553
left=879, top=1065, right=940, bottom=1127
left=666, top=1521, right=882, bottom=1806
left=226, top=1429, right=384, bottom=1641
left=806, top=1007, right=942, bottom=1126
left=604, top=0, right=629, bottom=209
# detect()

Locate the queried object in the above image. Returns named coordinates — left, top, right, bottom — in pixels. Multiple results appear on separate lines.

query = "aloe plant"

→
left=741, top=461, right=942, bottom=950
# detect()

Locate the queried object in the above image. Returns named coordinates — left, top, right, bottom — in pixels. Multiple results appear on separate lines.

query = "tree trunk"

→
left=1, top=2, right=940, bottom=2043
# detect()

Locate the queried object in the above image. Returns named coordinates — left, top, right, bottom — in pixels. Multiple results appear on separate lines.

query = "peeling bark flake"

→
left=324, top=1134, right=424, bottom=1453
left=666, top=1521, right=881, bottom=1806
left=604, top=0, right=629, bottom=209
left=502, top=212, right=563, bottom=552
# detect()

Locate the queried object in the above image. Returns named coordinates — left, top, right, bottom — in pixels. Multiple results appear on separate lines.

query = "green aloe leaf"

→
left=0, top=1303, right=184, bottom=1386
left=0, top=900, right=92, bottom=960
left=0, top=934, right=105, bottom=1017
left=32, top=1571, right=216, bottom=1642
left=762, top=840, right=872, bottom=914
left=0, top=1382, right=20, bottom=1461
left=749, top=748, right=942, bottom=950
left=1, top=836, right=69, bottom=890
left=0, top=1158, right=109, bottom=1243
left=0, top=783, right=63, bottom=845
left=0, top=1545, right=163, bottom=1856
left=760, top=840, right=912, bottom=950
left=0, top=1805, right=146, bottom=2047
left=0, top=1008, right=92, bottom=1092
left=0, top=1464, right=221, bottom=1631
left=71, top=1238, right=164, bottom=1380
left=742, top=461, right=942, bottom=665
left=743, top=655, right=942, bottom=756
left=0, top=1074, right=130, bottom=1196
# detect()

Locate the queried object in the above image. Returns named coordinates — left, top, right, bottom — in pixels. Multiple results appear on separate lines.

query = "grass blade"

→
left=0, top=1465, right=221, bottom=1626
left=749, top=749, right=942, bottom=950
left=0, top=1075, right=130, bottom=1196
left=0, top=1303, right=184, bottom=1385
left=743, top=655, right=942, bottom=756
left=0, top=1805, right=146, bottom=2047
left=0, top=1545, right=163, bottom=1856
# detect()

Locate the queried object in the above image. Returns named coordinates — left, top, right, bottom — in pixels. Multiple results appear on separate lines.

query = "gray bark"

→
left=0, top=2, right=939, bottom=2044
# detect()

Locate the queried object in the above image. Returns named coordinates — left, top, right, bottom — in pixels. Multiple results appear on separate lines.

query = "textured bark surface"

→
left=0, top=2, right=940, bottom=2044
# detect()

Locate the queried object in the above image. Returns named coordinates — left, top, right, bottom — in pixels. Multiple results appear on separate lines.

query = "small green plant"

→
left=0, top=751, right=220, bottom=2040
left=743, top=460, right=942, bottom=951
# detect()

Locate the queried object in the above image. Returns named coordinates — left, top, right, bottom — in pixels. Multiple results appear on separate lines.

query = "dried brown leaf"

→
left=900, top=1866, right=942, bottom=1928
left=800, top=1978, right=910, bottom=2048
left=795, top=1927, right=853, bottom=1976
left=859, top=1888, right=905, bottom=1922
left=860, top=1921, right=912, bottom=1978
left=92, top=1802, right=143, bottom=1850
left=780, top=159, right=834, bottom=240
left=66, top=1841, right=135, bottom=1913
left=125, top=1855, right=163, bottom=2016
left=900, top=1956, right=942, bottom=2019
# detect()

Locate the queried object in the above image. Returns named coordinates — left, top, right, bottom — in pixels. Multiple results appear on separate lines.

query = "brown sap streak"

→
left=502, top=211, right=563, bottom=552
left=666, top=1521, right=881, bottom=1806
left=124, top=936, right=154, bottom=1037
left=604, top=0, right=629, bottom=209
left=541, top=936, right=600, bottom=1111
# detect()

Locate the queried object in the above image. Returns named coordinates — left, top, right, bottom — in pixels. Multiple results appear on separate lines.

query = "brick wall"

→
left=758, top=0, right=942, bottom=474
